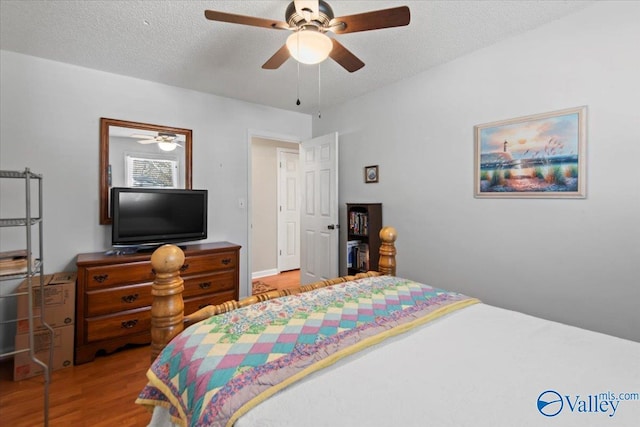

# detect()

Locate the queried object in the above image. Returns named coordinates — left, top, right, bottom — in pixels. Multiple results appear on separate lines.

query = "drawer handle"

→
left=180, top=264, right=189, bottom=272
left=121, top=320, right=138, bottom=329
left=93, top=274, right=109, bottom=283
left=121, top=293, right=139, bottom=304
left=221, top=258, right=232, bottom=265
left=199, top=282, right=212, bottom=289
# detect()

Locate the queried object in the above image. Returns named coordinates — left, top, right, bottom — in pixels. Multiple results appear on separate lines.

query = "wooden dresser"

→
left=75, top=242, right=240, bottom=364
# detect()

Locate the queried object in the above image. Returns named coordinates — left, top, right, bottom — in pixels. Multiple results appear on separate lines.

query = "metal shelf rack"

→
left=0, top=168, right=52, bottom=426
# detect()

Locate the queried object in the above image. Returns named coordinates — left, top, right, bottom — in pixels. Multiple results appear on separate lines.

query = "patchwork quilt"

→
left=136, top=275, right=479, bottom=427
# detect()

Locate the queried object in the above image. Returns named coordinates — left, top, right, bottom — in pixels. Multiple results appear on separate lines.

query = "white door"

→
left=277, top=149, right=300, bottom=272
left=300, top=132, right=339, bottom=284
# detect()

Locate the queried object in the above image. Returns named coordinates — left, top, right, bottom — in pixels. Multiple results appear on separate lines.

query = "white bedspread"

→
left=149, top=303, right=640, bottom=427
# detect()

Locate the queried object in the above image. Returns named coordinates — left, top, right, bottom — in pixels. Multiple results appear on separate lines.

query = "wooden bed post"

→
left=378, top=226, right=397, bottom=276
left=149, top=229, right=399, bottom=359
left=150, top=245, right=185, bottom=362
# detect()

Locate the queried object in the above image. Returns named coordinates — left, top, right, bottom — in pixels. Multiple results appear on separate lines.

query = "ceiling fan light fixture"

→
left=286, top=29, right=332, bottom=65
left=158, top=142, right=178, bottom=152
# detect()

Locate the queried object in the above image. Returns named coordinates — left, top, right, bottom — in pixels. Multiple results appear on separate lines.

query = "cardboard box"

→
left=13, top=324, right=74, bottom=381
left=16, top=272, right=76, bottom=333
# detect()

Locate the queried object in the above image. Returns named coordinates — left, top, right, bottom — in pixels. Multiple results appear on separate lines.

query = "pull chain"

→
left=296, top=61, right=301, bottom=106
left=317, top=63, right=322, bottom=118
left=295, top=32, right=301, bottom=106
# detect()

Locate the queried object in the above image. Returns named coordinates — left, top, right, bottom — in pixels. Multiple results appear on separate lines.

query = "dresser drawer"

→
left=84, top=261, right=154, bottom=289
left=85, top=282, right=152, bottom=317
left=181, top=252, right=237, bottom=276
left=183, top=271, right=235, bottom=299
left=85, top=289, right=237, bottom=343
left=85, top=307, right=150, bottom=343
left=85, top=271, right=236, bottom=317
left=184, top=290, right=237, bottom=314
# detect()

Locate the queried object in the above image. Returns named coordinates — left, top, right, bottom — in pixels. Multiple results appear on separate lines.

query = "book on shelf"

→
left=349, top=212, right=369, bottom=236
left=347, top=242, right=369, bottom=271
left=357, top=243, right=370, bottom=271
left=347, top=240, right=360, bottom=268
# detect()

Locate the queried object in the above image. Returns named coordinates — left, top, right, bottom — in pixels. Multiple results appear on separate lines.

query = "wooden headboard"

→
left=148, top=226, right=398, bottom=361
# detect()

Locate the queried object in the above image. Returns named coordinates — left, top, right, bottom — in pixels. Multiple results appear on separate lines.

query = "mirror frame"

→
left=99, top=117, right=193, bottom=224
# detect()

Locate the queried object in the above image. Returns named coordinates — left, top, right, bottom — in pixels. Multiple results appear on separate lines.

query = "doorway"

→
left=250, top=137, right=300, bottom=280
left=248, top=131, right=339, bottom=294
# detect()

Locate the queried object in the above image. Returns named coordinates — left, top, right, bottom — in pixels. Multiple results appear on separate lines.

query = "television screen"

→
left=111, top=187, right=207, bottom=247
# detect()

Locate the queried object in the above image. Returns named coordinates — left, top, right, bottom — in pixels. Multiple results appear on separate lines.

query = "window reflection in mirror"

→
left=99, top=118, right=192, bottom=224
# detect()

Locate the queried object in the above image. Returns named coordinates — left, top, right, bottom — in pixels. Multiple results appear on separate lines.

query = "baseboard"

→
left=252, top=269, right=278, bottom=280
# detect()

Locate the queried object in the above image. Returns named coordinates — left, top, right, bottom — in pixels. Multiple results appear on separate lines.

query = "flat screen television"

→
left=111, top=187, right=207, bottom=247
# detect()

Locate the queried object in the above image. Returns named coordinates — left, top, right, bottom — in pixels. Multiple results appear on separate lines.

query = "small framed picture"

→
left=365, top=165, right=379, bottom=183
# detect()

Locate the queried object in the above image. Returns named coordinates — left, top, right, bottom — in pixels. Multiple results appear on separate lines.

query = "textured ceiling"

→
left=0, top=1, right=594, bottom=115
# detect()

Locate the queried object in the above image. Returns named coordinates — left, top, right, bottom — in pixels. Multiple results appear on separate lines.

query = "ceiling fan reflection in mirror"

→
left=131, top=132, right=184, bottom=152
left=204, top=0, right=410, bottom=72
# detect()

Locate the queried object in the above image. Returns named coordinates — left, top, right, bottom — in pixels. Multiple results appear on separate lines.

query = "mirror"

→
left=99, top=118, right=193, bottom=224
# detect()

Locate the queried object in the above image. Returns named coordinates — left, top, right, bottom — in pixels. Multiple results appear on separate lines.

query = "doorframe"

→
left=246, top=129, right=301, bottom=297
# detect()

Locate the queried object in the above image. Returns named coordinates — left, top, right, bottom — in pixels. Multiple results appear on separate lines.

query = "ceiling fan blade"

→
left=137, top=140, right=157, bottom=144
left=330, top=6, right=410, bottom=34
left=329, top=39, right=364, bottom=73
left=131, top=134, right=154, bottom=139
left=262, top=44, right=291, bottom=70
left=204, top=10, right=289, bottom=30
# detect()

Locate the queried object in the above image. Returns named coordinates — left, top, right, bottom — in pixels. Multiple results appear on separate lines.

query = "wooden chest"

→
left=75, top=242, right=240, bottom=364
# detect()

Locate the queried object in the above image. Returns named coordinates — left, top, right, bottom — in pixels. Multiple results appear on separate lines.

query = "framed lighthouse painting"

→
left=474, top=106, right=587, bottom=198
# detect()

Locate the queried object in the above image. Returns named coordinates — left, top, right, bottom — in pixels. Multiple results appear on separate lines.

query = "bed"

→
left=137, top=227, right=640, bottom=427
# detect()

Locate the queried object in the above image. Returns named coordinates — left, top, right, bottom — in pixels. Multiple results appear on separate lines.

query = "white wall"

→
left=315, top=2, right=640, bottom=342
left=0, top=50, right=312, bottom=352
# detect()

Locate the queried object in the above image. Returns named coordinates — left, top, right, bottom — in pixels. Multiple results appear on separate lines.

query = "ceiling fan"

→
left=204, top=0, right=410, bottom=73
left=131, top=133, right=183, bottom=151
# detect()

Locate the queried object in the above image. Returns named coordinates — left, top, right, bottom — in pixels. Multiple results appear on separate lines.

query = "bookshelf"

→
left=346, top=203, right=382, bottom=275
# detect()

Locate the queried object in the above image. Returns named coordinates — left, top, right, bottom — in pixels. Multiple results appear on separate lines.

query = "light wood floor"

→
left=0, top=270, right=301, bottom=426
left=253, top=269, right=300, bottom=291
left=0, top=344, right=151, bottom=427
